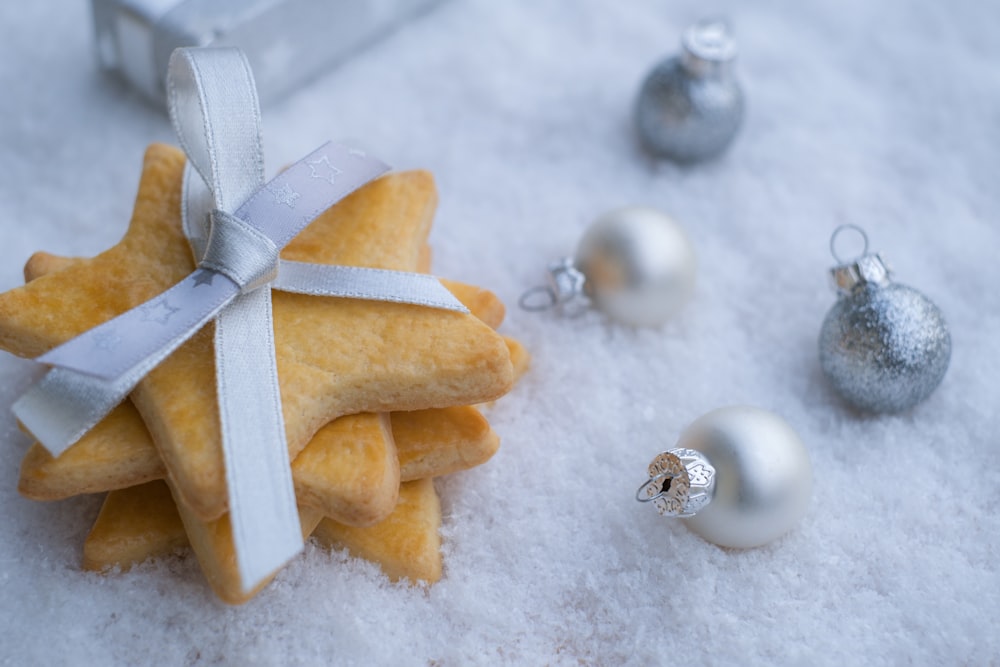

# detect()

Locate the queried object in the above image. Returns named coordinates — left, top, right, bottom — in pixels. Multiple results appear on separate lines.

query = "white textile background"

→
left=1, top=1, right=998, bottom=665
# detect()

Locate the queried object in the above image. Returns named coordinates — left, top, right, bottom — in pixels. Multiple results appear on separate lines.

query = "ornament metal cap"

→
left=518, top=256, right=589, bottom=316
left=828, top=224, right=892, bottom=294
left=681, top=19, right=737, bottom=77
left=635, top=448, right=716, bottom=517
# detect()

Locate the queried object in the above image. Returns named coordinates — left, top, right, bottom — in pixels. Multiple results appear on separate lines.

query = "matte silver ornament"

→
left=637, top=406, right=812, bottom=548
left=520, top=207, right=696, bottom=327
left=819, top=226, right=951, bottom=413
left=634, top=19, right=744, bottom=163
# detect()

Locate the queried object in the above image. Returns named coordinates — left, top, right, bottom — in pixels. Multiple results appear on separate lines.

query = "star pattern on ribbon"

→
left=139, top=299, right=180, bottom=325
left=307, top=154, right=343, bottom=185
left=192, top=269, right=216, bottom=287
left=93, top=330, right=122, bottom=351
left=268, top=182, right=301, bottom=208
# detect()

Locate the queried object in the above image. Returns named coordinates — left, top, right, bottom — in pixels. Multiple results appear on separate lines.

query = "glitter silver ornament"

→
left=634, top=19, right=744, bottom=163
left=819, top=226, right=951, bottom=413
left=637, top=406, right=812, bottom=548
left=520, top=206, right=696, bottom=326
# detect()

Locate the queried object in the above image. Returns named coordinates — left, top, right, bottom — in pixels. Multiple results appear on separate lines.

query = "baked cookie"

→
left=85, top=477, right=444, bottom=595
left=0, top=144, right=514, bottom=521
left=18, top=254, right=511, bottom=518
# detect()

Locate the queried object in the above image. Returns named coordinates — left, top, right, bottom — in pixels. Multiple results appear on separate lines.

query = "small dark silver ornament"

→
left=520, top=207, right=696, bottom=327
left=634, top=19, right=744, bottom=163
left=818, top=226, right=951, bottom=413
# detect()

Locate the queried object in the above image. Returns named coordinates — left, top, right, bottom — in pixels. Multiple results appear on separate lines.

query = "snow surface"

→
left=1, top=1, right=999, bottom=664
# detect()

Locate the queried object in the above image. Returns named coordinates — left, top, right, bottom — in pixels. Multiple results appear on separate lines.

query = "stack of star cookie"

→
left=0, top=144, right=528, bottom=604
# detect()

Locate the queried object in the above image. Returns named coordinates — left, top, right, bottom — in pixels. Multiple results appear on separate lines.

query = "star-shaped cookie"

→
left=85, top=477, right=444, bottom=601
left=78, top=397, right=508, bottom=602
left=0, top=143, right=514, bottom=521
left=17, top=251, right=509, bottom=527
left=80, top=402, right=485, bottom=603
left=72, top=366, right=524, bottom=602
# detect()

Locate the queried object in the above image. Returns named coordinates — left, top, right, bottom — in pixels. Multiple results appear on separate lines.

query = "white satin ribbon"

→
left=13, top=46, right=468, bottom=592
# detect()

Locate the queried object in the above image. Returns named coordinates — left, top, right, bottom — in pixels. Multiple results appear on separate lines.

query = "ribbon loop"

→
left=167, top=48, right=264, bottom=212
left=202, top=209, right=280, bottom=293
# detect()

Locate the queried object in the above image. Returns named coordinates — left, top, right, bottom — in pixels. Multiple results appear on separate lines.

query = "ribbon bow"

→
left=13, top=47, right=468, bottom=592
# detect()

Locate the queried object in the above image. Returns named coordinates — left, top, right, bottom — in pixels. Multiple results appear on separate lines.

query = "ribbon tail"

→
left=215, top=288, right=302, bottom=592
left=13, top=304, right=220, bottom=457
left=273, top=261, right=471, bottom=313
left=13, top=367, right=137, bottom=457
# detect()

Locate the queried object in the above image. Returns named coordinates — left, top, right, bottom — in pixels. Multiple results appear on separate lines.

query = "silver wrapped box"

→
left=91, top=0, right=441, bottom=106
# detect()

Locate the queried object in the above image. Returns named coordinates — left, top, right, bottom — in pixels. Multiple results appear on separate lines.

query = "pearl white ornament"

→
left=521, top=207, right=695, bottom=327
left=637, top=406, right=812, bottom=548
left=575, top=207, right=696, bottom=326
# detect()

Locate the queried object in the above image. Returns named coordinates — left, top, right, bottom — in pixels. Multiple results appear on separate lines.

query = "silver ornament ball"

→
left=638, top=406, right=812, bottom=548
left=574, top=206, right=696, bottom=327
left=818, top=226, right=951, bottom=414
left=634, top=20, right=744, bottom=163
left=819, top=282, right=951, bottom=413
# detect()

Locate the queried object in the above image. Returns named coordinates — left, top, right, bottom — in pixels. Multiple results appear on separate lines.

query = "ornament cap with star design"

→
left=819, top=225, right=951, bottom=414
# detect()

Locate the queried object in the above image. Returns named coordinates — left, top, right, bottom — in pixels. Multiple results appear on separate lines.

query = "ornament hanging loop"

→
left=518, top=286, right=557, bottom=312
left=518, top=257, right=589, bottom=316
left=829, top=224, right=869, bottom=264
